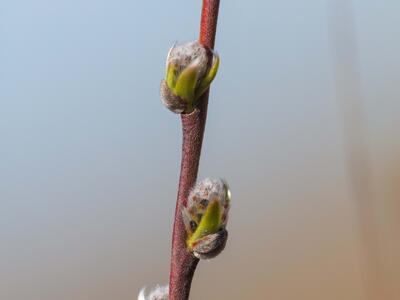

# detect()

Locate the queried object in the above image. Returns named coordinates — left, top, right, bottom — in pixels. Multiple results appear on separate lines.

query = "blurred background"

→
left=1, top=0, right=399, bottom=299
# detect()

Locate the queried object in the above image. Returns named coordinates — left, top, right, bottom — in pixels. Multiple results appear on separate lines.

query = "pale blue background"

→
left=1, top=1, right=400, bottom=299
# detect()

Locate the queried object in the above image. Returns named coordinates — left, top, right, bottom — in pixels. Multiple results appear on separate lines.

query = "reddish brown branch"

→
left=168, top=1, right=220, bottom=300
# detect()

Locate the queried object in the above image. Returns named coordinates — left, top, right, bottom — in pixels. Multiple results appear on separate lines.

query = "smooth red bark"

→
left=168, top=1, right=220, bottom=300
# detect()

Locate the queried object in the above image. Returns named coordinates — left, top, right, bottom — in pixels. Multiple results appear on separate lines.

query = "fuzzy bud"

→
left=160, top=41, right=220, bottom=114
left=182, top=178, right=231, bottom=259
left=138, top=285, right=169, bottom=300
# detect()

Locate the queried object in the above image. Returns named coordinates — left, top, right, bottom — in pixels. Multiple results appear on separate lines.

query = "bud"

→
left=138, top=285, right=168, bottom=300
left=160, top=41, right=220, bottom=114
left=182, top=178, right=231, bottom=259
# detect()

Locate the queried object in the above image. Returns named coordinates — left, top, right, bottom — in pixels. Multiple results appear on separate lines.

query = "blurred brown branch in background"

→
left=328, top=1, right=381, bottom=299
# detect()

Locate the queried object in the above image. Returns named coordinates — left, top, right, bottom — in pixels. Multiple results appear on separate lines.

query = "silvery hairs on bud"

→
left=167, top=41, right=209, bottom=81
left=138, top=285, right=168, bottom=300
left=160, top=41, right=219, bottom=114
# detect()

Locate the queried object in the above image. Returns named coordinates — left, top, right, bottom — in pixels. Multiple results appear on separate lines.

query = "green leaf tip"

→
left=196, top=53, right=220, bottom=100
left=173, top=61, right=199, bottom=104
left=166, top=63, right=178, bottom=89
left=188, top=199, right=221, bottom=248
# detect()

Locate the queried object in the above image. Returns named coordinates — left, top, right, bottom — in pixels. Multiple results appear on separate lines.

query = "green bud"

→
left=160, top=41, right=220, bottom=114
left=182, top=178, right=231, bottom=259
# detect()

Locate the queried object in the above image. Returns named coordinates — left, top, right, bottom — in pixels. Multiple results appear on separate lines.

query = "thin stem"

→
left=168, top=1, right=220, bottom=300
